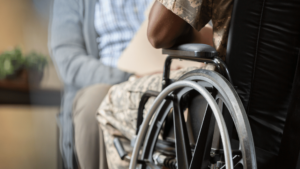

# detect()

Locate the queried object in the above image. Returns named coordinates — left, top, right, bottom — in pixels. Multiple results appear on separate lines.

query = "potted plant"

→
left=0, top=47, right=48, bottom=90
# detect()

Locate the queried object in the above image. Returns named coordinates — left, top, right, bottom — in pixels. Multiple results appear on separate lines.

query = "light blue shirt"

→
left=95, top=0, right=153, bottom=67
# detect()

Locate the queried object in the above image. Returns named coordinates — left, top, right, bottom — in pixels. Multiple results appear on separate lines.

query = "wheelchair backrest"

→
left=225, top=0, right=300, bottom=168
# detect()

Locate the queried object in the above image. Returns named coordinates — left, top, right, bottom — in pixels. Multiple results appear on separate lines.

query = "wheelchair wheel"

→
left=130, top=69, right=256, bottom=169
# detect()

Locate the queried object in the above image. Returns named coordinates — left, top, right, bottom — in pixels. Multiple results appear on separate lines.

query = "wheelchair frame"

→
left=112, top=44, right=256, bottom=169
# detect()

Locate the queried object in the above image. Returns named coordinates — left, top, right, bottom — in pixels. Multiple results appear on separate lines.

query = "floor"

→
left=0, top=105, right=59, bottom=169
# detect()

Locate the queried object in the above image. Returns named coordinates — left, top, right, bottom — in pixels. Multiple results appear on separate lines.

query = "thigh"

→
left=98, top=73, right=162, bottom=139
left=73, top=84, right=111, bottom=121
left=98, top=67, right=201, bottom=139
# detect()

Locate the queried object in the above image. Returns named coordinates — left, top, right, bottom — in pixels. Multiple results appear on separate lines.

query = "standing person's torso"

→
left=94, top=0, right=153, bottom=67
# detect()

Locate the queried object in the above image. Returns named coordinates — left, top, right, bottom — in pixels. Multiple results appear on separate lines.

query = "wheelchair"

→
left=108, top=0, right=300, bottom=168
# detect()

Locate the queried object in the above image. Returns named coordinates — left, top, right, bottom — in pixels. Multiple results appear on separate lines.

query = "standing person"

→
left=49, top=0, right=153, bottom=168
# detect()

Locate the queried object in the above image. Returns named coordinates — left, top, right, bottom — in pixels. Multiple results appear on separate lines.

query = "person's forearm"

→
left=147, top=1, right=213, bottom=48
left=147, top=1, right=191, bottom=48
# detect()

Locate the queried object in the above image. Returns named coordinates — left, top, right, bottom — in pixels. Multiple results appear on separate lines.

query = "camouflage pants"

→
left=97, top=65, right=215, bottom=169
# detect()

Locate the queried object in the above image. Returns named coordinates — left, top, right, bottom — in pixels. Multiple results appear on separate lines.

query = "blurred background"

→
left=0, top=0, right=62, bottom=169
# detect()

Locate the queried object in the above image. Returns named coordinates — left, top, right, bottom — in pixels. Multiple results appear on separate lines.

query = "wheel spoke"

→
left=190, top=89, right=218, bottom=169
left=172, top=95, right=192, bottom=169
left=211, top=98, right=223, bottom=149
left=233, top=149, right=243, bottom=169
left=219, top=154, right=243, bottom=169
left=189, top=105, right=216, bottom=169
left=233, top=156, right=243, bottom=168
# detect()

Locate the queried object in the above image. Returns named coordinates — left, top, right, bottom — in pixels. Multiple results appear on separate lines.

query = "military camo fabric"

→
left=157, top=0, right=233, bottom=59
left=97, top=0, right=233, bottom=167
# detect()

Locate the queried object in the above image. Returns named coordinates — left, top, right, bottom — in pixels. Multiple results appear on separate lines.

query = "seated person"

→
left=50, top=0, right=154, bottom=168
left=97, top=0, right=232, bottom=167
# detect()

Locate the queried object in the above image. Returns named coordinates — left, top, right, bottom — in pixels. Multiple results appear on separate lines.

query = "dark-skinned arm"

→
left=147, top=1, right=213, bottom=49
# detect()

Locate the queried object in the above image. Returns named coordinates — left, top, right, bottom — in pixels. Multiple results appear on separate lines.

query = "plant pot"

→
left=28, top=69, right=44, bottom=86
left=0, top=69, right=43, bottom=91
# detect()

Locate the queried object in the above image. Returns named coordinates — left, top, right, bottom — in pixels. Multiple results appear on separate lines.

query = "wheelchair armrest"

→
left=162, top=43, right=218, bottom=89
left=162, top=43, right=217, bottom=58
left=161, top=43, right=232, bottom=89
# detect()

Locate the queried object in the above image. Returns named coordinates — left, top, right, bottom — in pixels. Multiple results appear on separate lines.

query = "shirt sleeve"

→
left=156, top=0, right=212, bottom=31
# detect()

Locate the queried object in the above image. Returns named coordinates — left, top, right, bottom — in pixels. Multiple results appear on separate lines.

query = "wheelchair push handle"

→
left=162, top=43, right=232, bottom=89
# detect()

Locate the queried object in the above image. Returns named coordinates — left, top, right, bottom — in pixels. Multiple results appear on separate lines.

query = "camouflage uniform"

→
left=97, top=0, right=232, bottom=167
